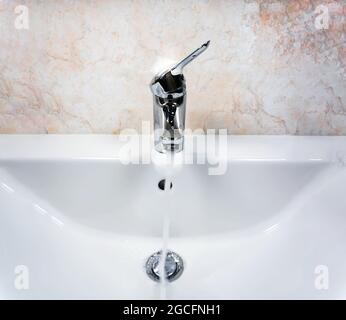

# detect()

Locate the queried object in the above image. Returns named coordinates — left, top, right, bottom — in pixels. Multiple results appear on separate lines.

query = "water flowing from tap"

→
left=159, top=150, right=175, bottom=300
left=159, top=174, right=172, bottom=300
left=152, top=150, right=183, bottom=299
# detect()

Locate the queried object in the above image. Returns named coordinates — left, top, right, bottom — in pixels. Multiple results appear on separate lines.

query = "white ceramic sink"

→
left=0, top=135, right=346, bottom=299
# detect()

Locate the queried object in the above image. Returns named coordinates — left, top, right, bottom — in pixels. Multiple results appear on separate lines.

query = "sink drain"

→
left=145, top=250, right=184, bottom=282
left=158, top=179, right=173, bottom=191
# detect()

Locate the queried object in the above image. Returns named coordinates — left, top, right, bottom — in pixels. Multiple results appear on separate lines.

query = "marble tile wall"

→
left=0, top=0, right=345, bottom=134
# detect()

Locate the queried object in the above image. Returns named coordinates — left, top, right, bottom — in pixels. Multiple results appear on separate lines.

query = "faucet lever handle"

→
left=171, top=41, right=210, bottom=75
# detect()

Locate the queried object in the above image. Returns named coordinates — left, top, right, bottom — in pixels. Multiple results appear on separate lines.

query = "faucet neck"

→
left=150, top=41, right=210, bottom=153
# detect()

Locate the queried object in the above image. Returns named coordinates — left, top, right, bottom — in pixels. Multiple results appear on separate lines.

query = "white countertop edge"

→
left=0, top=134, right=345, bottom=162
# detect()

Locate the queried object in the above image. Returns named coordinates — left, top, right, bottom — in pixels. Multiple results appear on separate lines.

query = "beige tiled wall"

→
left=0, top=0, right=345, bottom=134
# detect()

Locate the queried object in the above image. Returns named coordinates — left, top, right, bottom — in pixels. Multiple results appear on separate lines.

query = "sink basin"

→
left=0, top=135, right=346, bottom=299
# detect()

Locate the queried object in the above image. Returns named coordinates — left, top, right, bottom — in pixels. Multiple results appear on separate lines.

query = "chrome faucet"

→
left=150, top=41, right=210, bottom=153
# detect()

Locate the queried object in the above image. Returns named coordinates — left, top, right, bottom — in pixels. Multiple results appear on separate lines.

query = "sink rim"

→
left=0, top=135, right=345, bottom=163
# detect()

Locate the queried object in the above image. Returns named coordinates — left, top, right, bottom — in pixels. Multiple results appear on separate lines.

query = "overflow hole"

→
left=158, top=179, right=173, bottom=191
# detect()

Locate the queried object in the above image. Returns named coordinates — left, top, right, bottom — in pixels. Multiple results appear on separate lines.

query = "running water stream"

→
left=159, top=175, right=172, bottom=300
left=154, top=150, right=180, bottom=300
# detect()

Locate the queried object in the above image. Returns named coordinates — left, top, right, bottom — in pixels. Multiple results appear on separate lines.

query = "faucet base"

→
left=155, top=136, right=184, bottom=153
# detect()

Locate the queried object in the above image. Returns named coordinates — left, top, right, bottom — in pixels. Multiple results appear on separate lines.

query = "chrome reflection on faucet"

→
left=150, top=41, right=210, bottom=153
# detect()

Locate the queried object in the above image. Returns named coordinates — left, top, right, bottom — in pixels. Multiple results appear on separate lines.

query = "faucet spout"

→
left=170, top=41, right=210, bottom=76
left=150, top=41, right=210, bottom=153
